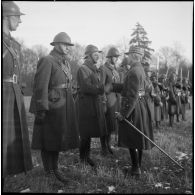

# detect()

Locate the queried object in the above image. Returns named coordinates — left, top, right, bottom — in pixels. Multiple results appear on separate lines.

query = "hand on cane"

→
left=115, top=112, right=124, bottom=121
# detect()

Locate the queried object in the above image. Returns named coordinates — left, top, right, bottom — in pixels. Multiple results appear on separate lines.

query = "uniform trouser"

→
left=129, top=148, right=142, bottom=167
left=100, top=134, right=111, bottom=151
left=169, top=115, right=174, bottom=127
left=79, top=137, right=91, bottom=160
left=41, top=149, right=59, bottom=172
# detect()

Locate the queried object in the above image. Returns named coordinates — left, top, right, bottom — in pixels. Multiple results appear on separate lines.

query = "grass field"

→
left=4, top=96, right=193, bottom=193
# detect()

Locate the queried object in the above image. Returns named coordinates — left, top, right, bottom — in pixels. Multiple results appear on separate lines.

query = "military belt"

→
left=52, top=83, right=71, bottom=89
left=3, top=74, right=18, bottom=84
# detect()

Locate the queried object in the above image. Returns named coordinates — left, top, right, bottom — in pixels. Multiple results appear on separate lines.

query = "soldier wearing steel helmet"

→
left=2, top=1, right=33, bottom=187
left=76, top=44, right=107, bottom=168
left=29, top=32, right=80, bottom=185
left=118, top=56, right=131, bottom=83
left=115, top=46, right=154, bottom=176
left=142, top=57, right=155, bottom=125
left=99, top=47, right=121, bottom=156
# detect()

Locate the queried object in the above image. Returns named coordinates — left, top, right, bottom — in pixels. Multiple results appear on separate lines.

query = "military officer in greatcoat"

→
left=29, top=32, right=80, bottom=185
left=180, top=78, right=189, bottom=121
left=167, top=69, right=177, bottom=127
left=118, top=57, right=131, bottom=83
left=151, top=73, right=162, bottom=129
left=158, top=74, right=169, bottom=122
left=142, top=58, right=155, bottom=124
left=3, top=1, right=33, bottom=187
left=115, top=46, right=154, bottom=176
left=100, top=47, right=121, bottom=156
left=76, top=45, right=107, bottom=168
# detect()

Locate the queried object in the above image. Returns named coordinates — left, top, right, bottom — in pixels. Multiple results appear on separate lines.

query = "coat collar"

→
left=105, top=61, right=116, bottom=71
left=130, top=61, right=142, bottom=69
left=83, top=58, right=98, bottom=73
left=50, top=48, right=68, bottom=64
left=3, top=32, right=12, bottom=47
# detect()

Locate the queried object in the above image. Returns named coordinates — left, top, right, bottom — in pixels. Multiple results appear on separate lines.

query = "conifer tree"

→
left=129, top=22, right=154, bottom=60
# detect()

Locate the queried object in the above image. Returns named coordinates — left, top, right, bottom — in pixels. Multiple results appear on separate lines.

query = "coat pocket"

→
left=48, top=89, right=65, bottom=109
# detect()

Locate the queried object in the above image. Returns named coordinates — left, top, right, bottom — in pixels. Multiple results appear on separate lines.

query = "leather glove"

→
left=36, top=110, right=46, bottom=120
left=115, top=112, right=124, bottom=121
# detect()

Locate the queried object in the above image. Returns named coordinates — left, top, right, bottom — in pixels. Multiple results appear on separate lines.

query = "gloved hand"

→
left=104, top=83, right=113, bottom=94
left=115, top=112, right=124, bottom=121
left=36, top=110, right=46, bottom=120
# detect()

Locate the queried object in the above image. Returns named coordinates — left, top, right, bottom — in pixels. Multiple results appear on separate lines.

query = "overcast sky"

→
left=11, top=1, right=193, bottom=62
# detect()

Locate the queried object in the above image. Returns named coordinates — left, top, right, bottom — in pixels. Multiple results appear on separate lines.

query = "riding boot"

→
left=169, top=115, right=173, bottom=127
left=176, top=114, right=180, bottom=122
left=129, top=148, right=141, bottom=176
left=41, top=149, right=52, bottom=173
left=138, top=149, right=143, bottom=167
left=80, top=137, right=95, bottom=167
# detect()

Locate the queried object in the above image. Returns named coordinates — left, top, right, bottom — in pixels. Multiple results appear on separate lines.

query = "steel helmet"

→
left=84, top=44, right=102, bottom=59
left=121, top=57, right=129, bottom=67
left=106, top=47, right=120, bottom=58
left=3, top=1, right=25, bottom=16
left=50, top=32, right=74, bottom=46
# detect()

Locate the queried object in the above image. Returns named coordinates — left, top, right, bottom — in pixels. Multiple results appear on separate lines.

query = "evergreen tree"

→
left=129, top=22, right=154, bottom=60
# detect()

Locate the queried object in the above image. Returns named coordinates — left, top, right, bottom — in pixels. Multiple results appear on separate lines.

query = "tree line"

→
left=18, top=22, right=192, bottom=96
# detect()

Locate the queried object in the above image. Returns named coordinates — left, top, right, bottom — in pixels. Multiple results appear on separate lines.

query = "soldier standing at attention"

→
left=115, top=46, right=154, bottom=176
left=76, top=45, right=107, bottom=168
left=100, top=47, right=121, bottom=156
left=2, top=1, right=33, bottom=188
left=142, top=58, right=155, bottom=125
left=29, top=32, right=80, bottom=186
left=167, top=69, right=177, bottom=127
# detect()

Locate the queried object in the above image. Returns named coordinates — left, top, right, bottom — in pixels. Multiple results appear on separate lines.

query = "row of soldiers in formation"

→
left=2, top=1, right=191, bottom=189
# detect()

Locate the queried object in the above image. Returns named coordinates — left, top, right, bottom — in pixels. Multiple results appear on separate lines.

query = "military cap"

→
left=125, top=46, right=144, bottom=56
left=121, top=57, right=129, bottom=67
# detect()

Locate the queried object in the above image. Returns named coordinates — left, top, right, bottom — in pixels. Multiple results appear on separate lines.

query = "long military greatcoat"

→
left=117, top=62, right=154, bottom=150
left=3, top=33, right=33, bottom=177
left=76, top=59, right=107, bottom=138
left=29, top=49, right=79, bottom=151
left=101, top=62, right=120, bottom=134
left=167, top=83, right=177, bottom=115
left=144, top=76, right=155, bottom=123
left=153, top=82, right=161, bottom=122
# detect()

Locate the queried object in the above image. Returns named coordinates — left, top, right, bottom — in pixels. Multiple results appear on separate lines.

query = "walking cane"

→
left=115, top=112, right=185, bottom=170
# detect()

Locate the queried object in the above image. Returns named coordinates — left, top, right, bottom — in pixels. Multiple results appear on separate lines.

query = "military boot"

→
left=100, top=136, right=109, bottom=156
left=129, top=149, right=141, bottom=176
left=45, top=170, right=64, bottom=187
left=54, top=169, right=69, bottom=184
left=106, top=134, right=114, bottom=155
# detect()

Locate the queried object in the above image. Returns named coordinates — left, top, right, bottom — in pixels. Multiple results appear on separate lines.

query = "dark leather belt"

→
left=52, top=83, right=71, bottom=89
left=3, top=74, right=18, bottom=84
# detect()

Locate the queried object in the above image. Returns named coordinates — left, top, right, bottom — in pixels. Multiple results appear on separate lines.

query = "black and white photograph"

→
left=2, top=1, right=193, bottom=193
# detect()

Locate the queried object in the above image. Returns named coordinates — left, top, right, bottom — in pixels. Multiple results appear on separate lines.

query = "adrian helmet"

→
left=3, top=1, right=25, bottom=16
left=50, top=32, right=74, bottom=46
left=84, top=44, right=102, bottom=59
left=106, top=47, right=120, bottom=58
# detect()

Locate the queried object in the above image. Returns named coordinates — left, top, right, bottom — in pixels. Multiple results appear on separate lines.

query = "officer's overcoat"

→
left=118, top=62, right=154, bottom=150
left=144, top=76, right=155, bottom=123
left=153, top=83, right=161, bottom=122
left=29, top=49, right=79, bottom=151
left=3, top=33, right=33, bottom=177
left=76, top=59, right=107, bottom=138
left=101, top=62, right=120, bottom=134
